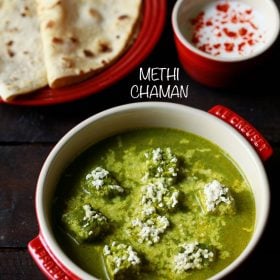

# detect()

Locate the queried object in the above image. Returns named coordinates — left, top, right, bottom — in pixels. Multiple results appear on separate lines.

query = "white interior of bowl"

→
left=172, top=0, right=280, bottom=62
left=37, top=102, right=270, bottom=280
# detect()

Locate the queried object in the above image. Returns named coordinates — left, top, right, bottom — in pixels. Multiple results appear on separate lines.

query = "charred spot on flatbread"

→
left=98, top=41, right=112, bottom=53
left=52, top=37, right=64, bottom=44
left=46, top=20, right=56, bottom=29
left=61, top=57, right=75, bottom=69
left=118, top=15, right=130, bottom=20
left=83, top=50, right=95, bottom=58
left=6, top=40, right=14, bottom=47
left=7, top=49, right=15, bottom=57
left=89, top=8, right=102, bottom=21
left=70, top=37, right=79, bottom=44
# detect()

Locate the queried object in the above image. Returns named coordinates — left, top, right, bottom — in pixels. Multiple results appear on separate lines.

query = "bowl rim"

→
left=35, top=102, right=270, bottom=280
left=171, top=0, right=280, bottom=62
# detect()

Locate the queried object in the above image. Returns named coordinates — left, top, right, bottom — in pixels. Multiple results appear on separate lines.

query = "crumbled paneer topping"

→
left=103, top=242, right=141, bottom=274
left=83, top=204, right=107, bottom=226
left=141, top=181, right=179, bottom=211
left=142, top=204, right=156, bottom=216
left=152, top=147, right=162, bottom=162
left=174, top=242, right=214, bottom=272
left=108, top=184, right=124, bottom=192
left=170, top=191, right=179, bottom=208
left=131, top=214, right=170, bottom=245
left=85, top=166, right=124, bottom=192
left=204, top=180, right=233, bottom=212
left=86, top=167, right=109, bottom=189
left=144, top=147, right=179, bottom=184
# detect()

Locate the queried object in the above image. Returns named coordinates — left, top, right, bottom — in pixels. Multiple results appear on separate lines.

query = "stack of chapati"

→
left=0, top=0, right=142, bottom=100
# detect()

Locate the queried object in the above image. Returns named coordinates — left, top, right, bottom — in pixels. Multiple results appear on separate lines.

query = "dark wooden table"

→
left=1, top=1, right=280, bottom=279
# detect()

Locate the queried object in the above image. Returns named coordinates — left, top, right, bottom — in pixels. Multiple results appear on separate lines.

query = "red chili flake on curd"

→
left=224, top=42, right=234, bottom=52
left=239, top=28, right=247, bottom=36
left=223, top=28, right=237, bottom=38
left=190, top=0, right=266, bottom=58
left=216, top=3, right=229, bottom=13
left=238, top=42, right=246, bottom=51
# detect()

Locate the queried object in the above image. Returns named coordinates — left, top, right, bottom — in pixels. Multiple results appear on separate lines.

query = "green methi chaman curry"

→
left=53, top=128, right=255, bottom=280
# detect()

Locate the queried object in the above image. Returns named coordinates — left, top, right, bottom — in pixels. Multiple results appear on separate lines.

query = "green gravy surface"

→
left=53, top=128, right=255, bottom=279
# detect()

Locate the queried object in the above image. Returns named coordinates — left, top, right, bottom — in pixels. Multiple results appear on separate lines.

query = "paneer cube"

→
left=199, top=180, right=235, bottom=215
left=131, top=213, right=170, bottom=245
left=103, top=242, right=141, bottom=279
left=144, top=147, right=179, bottom=185
left=141, top=181, right=179, bottom=213
left=174, top=241, right=214, bottom=273
left=62, top=204, right=109, bottom=242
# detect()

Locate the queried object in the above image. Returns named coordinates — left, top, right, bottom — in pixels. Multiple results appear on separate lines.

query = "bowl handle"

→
left=208, top=105, right=273, bottom=161
left=28, top=235, right=80, bottom=280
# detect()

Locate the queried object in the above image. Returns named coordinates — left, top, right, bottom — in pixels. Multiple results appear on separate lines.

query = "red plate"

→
left=0, top=0, right=166, bottom=106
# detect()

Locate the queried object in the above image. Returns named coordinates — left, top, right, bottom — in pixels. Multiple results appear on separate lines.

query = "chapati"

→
left=36, top=0, right=142, bottom=88
left=0, top=0, right=47, bottom=100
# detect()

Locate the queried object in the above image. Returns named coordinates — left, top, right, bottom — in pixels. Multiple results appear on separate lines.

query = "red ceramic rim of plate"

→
left=0, top=0, right=166, bottom=106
